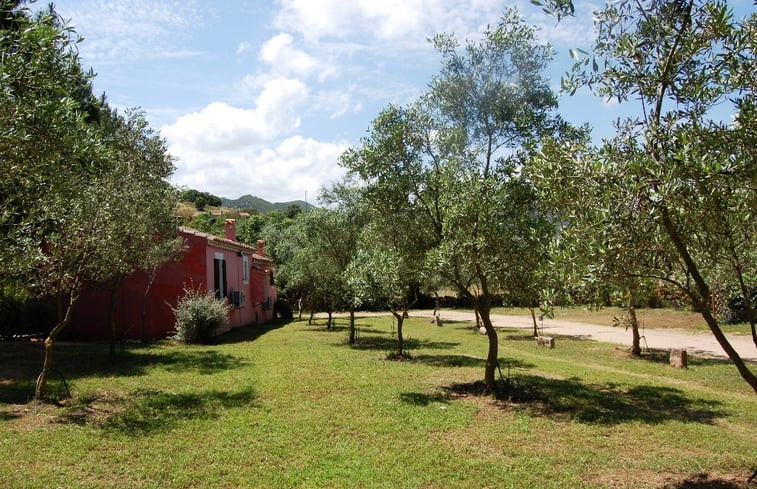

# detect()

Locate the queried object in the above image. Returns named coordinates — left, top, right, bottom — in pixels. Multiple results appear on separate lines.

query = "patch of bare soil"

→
left=554, top=307, right=705, bottom=330
left=441, top=379, right=548, bottom=414
left=4, top=391, right=127, bottom=431
left=55, top=392, right=126, bottom=426
left=661, top=471, right=755, bottom=489
left=585, top=469, right=755, bottom=489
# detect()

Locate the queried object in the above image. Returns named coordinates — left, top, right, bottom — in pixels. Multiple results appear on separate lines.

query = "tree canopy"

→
left=533, top=0, right=757, bottom=392
left=336, top=8, right=568, bottom=391
left=1, top=2, right=180, bottom=397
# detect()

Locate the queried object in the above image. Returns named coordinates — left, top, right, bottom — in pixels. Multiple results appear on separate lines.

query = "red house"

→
left=68, top=219, right=277, bottom=340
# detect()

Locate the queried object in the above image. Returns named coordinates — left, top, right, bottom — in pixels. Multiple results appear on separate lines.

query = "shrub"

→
left=170, top=288, right=231, bottom=344
left=0, top=287, right=55, bottom=340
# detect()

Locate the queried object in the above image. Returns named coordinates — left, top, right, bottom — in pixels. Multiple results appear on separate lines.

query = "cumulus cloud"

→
left=274, top=0, right=502, bottom=47
left=168, top=136, right=348, bottom=202
left=261, top=34, right=314, bottom=76
left=160, top=69, right=348, bottom=202
left=273, top=0, right=595, bottom=52
left=161, top=77, right=309, bottom=151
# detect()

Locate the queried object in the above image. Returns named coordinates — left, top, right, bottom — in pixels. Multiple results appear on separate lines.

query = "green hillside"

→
left=272, top=200, right=311, bottom=212
left=220, top=195, right=311, bottom=214
left=220, top=195, right=277, bottom=213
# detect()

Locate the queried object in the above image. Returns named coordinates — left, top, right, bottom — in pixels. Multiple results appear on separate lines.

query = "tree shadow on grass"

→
left=304, top=318, right=387, bottom=336
left=348, top=334, right=460, bottom=353
left=213, top=318, right=291, bottom=344
left=412, top=354, right=487, bottom=368
left=0, top=341, right=248, bottom=404
left=0, top=409, right=22, bottom=421
left=662, top=472, right=755, bottom=488
left=0, top=379, right=37, bottom=404
left=57, top=386, right=258, bottom=435
left=502, top=333, right=539, bottom=341
left=412, top=354, right=535, bottom=370
left=443, top=321, right=481, bottom=332
left=399, top=391, right=450, bottom=406
left=58, top=347, right=248, bottom=379
left=634, top=348, right=738, bottom=367
left=444, top=375, right=723, bottom=426
left=133, top=349, right=249, bottom=375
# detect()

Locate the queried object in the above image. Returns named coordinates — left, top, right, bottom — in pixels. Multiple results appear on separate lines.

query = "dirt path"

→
left=408, top=309, right=757, bottom=363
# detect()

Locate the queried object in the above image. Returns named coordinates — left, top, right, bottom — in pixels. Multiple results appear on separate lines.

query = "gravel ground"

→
left=409, top=309, right=757, bottom=363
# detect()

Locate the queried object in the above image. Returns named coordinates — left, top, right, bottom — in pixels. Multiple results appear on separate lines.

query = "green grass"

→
left=1, top=316, right=756, bottom=488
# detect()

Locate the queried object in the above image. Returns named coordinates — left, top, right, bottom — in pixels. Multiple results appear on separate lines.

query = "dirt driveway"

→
left=408, top=309, right=757, bottom=363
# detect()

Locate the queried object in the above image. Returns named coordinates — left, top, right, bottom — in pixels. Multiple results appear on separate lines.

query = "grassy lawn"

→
left=1, top=316, right=756, bottom=488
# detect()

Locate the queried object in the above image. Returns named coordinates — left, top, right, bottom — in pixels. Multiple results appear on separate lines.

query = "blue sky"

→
left=54, top=0, right=753, bottom=203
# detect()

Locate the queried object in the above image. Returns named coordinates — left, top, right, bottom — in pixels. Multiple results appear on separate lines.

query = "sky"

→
left=53, top=0, right=753, bottom=204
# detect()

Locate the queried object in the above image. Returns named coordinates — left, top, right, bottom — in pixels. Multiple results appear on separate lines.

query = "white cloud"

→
left=161, top=77, right=309, bottom=151
left=261, top=34, right=314, bottom=76
left=168, top=136, right=348, bottom=202
left=311, top=89, right=364, bottom=120
left=55, top=0, right=207, bottom=63
left=161, top=66, right=347, bottom=202
left=274, top=0, right=503, bottom=47
left=236, top=41, right=254, bottom=55
left=526, top=5, right=596, bottom=47
left=273, top=0, right=596, bottom=55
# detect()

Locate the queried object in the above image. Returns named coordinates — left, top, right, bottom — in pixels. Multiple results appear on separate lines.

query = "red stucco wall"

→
left=67, top=227, right=276, bottom=340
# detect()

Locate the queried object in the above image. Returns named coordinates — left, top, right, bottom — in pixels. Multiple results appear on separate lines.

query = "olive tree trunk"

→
left=529, top=306, right=539, bottom=337
left=661, top=208, right=757, bottom=394
left=348, top=307, right=356, bottom=344
left=391, top=307, right=406, bottom=357
left=36, top=291, right=77, bottom=399
left=627, top=290, right=641, bottom=357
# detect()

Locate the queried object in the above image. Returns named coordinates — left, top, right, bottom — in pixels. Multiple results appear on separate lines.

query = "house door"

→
left=213, top=252, right=227, bottom=300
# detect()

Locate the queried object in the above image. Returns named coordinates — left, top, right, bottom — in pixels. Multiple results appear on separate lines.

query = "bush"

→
left=0, top=287, right=56, bottom=340
left=728, top=288, right=757, bottom=323
left=170, top=288, right=231, bottom=344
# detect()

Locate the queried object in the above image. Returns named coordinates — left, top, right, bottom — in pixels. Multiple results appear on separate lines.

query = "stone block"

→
left=670, top=348, right=687, bottom=368
left=536, top=336, right=555, bottom=348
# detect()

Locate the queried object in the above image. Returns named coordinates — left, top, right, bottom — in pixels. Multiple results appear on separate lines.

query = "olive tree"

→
left=97, top=107, right=182, bottom=352
left=542, top=0, right=756, bottom=392
left=340, top=105, right=442, bottom=357
left=341, top=10, right=566, bottom=392
left=266, top=197, right=364, bottom=342
left=424, top=9, right=566, bottom=392
left=1, top=3, right=178, bottom=397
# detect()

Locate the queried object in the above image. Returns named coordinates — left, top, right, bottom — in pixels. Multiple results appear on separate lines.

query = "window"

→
left=213, top=252, right=227, bottom=300
left=230, top=290, right=245, bottom=308
left=242, top=255, right=249, bottom=284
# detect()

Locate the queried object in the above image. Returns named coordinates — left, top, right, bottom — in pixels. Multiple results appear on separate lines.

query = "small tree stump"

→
left=535, top=336, right=555, bottom=348
left=670, top=348, right=687, bottom=368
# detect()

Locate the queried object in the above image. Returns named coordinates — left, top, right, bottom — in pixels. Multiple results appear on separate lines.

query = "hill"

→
left=220, top=194, right=311, bottom=214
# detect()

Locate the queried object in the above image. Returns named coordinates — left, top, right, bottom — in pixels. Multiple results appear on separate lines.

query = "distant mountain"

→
left=273, top=200, right=312, bottom=212
left=221, top=195, right=276, bottom=213
left=220, top=195, right=312, bottom=214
